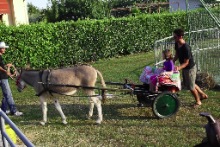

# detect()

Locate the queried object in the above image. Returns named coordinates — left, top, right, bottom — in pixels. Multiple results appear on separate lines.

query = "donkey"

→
left=15, top=65, right=106, bottom=125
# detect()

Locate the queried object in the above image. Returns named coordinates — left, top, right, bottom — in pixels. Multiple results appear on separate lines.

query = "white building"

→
left=0, top=0, right=29, bottom=26
left=169, top=0, right=202, bottom=12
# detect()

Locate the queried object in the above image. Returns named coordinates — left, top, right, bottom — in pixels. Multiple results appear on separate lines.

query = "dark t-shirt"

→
left=0, top=55, right=8, bottom=79
left=175, top=43, right=195, bottom=69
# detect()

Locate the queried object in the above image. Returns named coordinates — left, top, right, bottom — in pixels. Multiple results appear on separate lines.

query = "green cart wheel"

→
left=152, top=91, right=180, bottom=118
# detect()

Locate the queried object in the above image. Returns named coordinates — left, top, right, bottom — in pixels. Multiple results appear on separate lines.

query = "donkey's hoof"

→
left=62, top=120, right=67, bottom=125
left=96, top=119, right=102, bottom=124
left=87, top=115, right=92, bottom=120
left=40, top=121, right=46, bottom=126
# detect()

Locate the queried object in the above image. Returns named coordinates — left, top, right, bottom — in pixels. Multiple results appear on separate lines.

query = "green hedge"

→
left=1, top=11, right=188, bottom=69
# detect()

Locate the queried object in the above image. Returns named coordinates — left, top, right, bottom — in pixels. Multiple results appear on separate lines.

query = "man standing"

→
left=0, top=41, right=23, bottom=116
left=173, top=28, right=208, bottom=108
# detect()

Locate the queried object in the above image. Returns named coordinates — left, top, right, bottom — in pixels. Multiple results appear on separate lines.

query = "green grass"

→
left=6, top=51, right=220, bottom=147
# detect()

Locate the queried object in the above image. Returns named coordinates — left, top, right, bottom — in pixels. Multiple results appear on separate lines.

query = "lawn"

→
left=6, top=51, right=220, bottom=147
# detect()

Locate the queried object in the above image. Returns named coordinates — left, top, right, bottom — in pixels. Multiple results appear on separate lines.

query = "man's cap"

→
left=0, top=42, right=9, bottom=48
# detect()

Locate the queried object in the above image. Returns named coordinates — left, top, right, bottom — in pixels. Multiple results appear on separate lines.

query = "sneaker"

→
left=11, top=111, right=23, bottom=116
left=6, top=110, right=10, bottom=115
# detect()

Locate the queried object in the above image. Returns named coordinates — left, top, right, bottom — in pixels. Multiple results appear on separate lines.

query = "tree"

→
left=27, top=3, right=43, bottom=23
left=29, top=0, right=170, bottom=23
left=109, top=0, right=169, bottom=17
left=44, top=0, right=60, bottom=22
left=45, top=0, right=110, bottom=22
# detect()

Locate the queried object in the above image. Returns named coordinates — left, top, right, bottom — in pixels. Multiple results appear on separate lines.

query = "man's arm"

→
left=173, top=51, right=178, bottom=64
left=176, top=59, right=189, bottom=71
left=0, top=66, right=11, bottom=76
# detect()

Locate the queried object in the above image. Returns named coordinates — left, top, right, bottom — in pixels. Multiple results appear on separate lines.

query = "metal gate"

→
left=0, top=109, right=34, bottom=147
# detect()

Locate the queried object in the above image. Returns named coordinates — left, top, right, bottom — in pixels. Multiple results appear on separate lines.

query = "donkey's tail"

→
left=96, top=70, right=106, bottom=103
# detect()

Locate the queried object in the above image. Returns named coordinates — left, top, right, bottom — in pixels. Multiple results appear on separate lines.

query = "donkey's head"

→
left=15, top=69, right=27, bottom=92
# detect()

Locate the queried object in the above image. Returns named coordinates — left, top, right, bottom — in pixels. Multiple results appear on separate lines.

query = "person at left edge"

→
left=0, top=41, right=23, bottom=116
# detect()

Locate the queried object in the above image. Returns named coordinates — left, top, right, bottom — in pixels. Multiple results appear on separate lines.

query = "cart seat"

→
left=157, top=72, right=181, bottom=91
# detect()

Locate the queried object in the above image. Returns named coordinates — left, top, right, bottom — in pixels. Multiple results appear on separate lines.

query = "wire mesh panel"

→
left=190, top=28, right=220, bottom=72
left=154, top=36, right=174, bottom=67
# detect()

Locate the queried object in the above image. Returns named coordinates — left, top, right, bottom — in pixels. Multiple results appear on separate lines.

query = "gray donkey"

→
left=15, top=65, right=106, bottom=125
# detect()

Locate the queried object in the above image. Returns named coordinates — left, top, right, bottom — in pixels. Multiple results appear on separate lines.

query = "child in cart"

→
left=149, top=49, right=176, bottom=92
left=138, top=49, right=181, bottom=106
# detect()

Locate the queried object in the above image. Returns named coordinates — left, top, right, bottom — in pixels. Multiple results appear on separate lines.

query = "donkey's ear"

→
left=24, top=63, right=31, bottom=70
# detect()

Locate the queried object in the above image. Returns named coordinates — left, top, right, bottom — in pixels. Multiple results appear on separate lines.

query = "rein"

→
left=7, top=64, right=17, bottom=80
left=16, top=74, right=21, bottom=86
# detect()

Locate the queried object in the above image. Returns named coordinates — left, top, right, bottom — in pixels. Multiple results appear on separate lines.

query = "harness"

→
left=36, top=70, right=53, bottom=96
left=37, top=70, right=75, bottom=97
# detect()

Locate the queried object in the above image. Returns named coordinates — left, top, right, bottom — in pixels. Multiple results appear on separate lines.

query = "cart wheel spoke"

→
left=152, top=91, right=180, bottom=118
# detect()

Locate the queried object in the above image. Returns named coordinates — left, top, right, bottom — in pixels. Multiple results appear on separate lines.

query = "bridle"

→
left=15, top=69, right=26, bottom=90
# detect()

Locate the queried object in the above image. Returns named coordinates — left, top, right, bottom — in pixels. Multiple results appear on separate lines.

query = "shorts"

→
left=182, top=65, right=197, bottom=90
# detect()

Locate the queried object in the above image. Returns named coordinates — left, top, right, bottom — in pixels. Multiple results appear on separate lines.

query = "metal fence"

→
left=0, top=109, right=34, bottom=147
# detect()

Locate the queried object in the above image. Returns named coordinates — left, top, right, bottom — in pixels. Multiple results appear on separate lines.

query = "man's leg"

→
left=190, top=89, right=202, bottom=105
left=1, top=97, right=7, bottom=112
left=1, top=79, right=17, bottom=114
left=183, top=66, right=202, bottom=106
left=195, top=84, right=208, bottom=99
left=0, top=80, right=8, bottom=112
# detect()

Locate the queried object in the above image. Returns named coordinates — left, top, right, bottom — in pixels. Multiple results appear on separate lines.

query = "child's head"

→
left=163, top=49, right=173, bottom=60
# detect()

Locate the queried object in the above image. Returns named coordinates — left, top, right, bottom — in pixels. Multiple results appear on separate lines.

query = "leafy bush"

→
left=1, top=8, right=219, bottom=69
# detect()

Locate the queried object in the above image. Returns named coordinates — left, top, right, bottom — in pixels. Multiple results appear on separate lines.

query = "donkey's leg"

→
left=86, top=89, right=103, bottom=124
left=40, top=96, right=47, bottom=125
left=88, top=98, right=95, bottom=119
left=93, top=96, right=103, bottom=124
left=86, top=89, right=95, bottom=119
left=54, top=99, right=67, bottom=125
left=88, top=90, right=103, bottom=124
